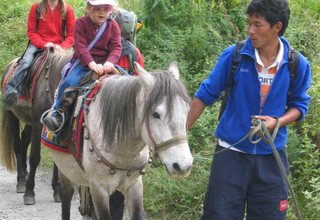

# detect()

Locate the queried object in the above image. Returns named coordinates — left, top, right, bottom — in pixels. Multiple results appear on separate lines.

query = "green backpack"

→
left=114, top=9, right=138, bottom=45
left=114, top=9, right=139, bottom=75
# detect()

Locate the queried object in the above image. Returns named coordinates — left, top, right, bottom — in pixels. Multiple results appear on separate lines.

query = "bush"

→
left=1, top=0, right=319, bottom=219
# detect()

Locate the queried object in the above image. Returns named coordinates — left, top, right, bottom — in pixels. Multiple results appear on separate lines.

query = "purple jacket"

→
left=73, top=16, right=122, bottom=66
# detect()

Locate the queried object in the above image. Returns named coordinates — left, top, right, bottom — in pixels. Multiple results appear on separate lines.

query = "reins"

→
left=213, top=116, right=302, bottom=220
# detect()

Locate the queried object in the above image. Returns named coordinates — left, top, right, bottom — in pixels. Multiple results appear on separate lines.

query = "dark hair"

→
left=247, top=0, right=290, bottom=36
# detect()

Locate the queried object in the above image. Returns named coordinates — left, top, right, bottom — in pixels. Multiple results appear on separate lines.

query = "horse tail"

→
left=0, top=108, right=17, bottom=172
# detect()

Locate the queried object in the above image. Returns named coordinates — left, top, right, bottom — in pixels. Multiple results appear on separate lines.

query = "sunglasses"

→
left=92, top=5, right=113, bottom=12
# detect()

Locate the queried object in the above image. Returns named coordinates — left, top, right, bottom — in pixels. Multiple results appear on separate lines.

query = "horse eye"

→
left=152, top=112, right=161, bottom=119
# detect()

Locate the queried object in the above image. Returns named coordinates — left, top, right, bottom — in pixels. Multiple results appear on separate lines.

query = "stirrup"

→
left=40, top=109, right=65, bottom=133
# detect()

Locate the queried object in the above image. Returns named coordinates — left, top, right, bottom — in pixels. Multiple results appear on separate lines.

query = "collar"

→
left=255, top=38, right=284, bottom=69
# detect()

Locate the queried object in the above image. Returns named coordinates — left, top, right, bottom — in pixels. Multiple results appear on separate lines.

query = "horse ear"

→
left=167, top=62, right=180, bottom=80
left=134, top=62, right=154, bottom=88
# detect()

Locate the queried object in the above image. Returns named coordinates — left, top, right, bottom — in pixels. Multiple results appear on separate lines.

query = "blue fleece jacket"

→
left=195, top=37, right=311, bottom=154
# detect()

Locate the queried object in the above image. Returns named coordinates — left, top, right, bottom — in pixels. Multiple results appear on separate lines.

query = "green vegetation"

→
left=0, top=0, right=319, bottom=219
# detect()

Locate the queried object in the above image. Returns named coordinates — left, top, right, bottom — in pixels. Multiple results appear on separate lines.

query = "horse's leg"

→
left=6, top=110, right=29, bottom=193
left=59, top=171, right=74, bottom=220
left=110, top=190, right=125, bottom=220
left=90, top=184, right=112, bottom=220
left=125, top=177, right=146, bottom=220
left=79, top=186, right=96, bottom=218
left=23, top=124, right=41, bottom=205
left=52, top=163, right=61, bottom=202
left=16, top=125, right=31, bottom=193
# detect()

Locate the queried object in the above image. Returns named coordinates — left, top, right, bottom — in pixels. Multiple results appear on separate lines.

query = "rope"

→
left=212, top=116, right=302, bottom=220
left=254, top=118, right=302, bottom=220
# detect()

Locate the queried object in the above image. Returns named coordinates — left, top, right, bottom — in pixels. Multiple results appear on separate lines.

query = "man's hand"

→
left=254, top=115, right=278, bottom=132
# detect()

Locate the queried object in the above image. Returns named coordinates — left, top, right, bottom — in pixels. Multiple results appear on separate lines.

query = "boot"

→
left=3, top=67, right=29, bottom=108
left=42, top=109, right=64, bottom=132
left=3, top=89, right=19, bottom=108
left=42, top=88, right=77, bottom=133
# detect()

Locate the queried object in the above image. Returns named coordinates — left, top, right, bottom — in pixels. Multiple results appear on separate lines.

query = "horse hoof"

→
left=16, top=183, right=26, bottom=193
left=54, top=194, right=61, bottom=203
left=23, top=195, right=36, bottom=205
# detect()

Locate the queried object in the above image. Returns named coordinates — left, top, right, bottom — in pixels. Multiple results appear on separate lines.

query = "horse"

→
left=0, top=47, right=72, bottom=205
left=47, top=62, right=193, bottom=219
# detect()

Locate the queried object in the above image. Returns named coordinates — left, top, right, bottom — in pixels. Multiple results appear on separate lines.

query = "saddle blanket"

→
left=41, top=82, right=102, bottom=158
left=2, top=49, right=50, bottom=107
left=41, top=127, right=71, bottom=153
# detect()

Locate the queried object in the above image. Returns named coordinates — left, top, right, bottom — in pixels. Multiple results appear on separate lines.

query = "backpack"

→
left=113, top=9, right=139, bottom=75
left=218, top=41, right=299, bottom=120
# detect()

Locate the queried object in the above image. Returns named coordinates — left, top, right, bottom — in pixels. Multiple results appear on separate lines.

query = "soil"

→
left=0, top=164, right=82, bottom=220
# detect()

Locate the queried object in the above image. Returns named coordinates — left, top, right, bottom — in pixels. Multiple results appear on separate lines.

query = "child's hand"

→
left=88, top=61, right=105, bottom=75
left=54, top=44, right=63, bottom=52
left=103, top=62, right=114, bottom=74
left=44, top=42, right=54, bottom=48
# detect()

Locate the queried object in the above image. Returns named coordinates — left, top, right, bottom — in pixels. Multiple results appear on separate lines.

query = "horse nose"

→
left=172, top=163, right=192, bottom=173
left=172, top=163, right=182, bottom=172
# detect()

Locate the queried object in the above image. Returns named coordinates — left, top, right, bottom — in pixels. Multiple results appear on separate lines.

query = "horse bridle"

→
left=145, top=116, right=188, bottom=156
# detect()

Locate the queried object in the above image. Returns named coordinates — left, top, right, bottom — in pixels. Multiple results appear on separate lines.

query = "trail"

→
left=0, top=164, right=81, bottom=220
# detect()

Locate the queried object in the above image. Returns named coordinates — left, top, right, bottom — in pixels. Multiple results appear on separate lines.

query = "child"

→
left=42, top=0, right=121, bottom=131
left=3, top=0, right=75, bottom=108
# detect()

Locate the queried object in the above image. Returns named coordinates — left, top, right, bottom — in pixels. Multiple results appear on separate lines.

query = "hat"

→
left=87, top=0, right=118, bottom=6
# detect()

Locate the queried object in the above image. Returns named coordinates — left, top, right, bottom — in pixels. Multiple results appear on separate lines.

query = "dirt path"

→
left=0, top=164, right=82, bottom=220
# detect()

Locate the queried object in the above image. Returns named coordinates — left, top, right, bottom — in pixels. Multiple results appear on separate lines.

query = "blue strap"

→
left=114, top=64, right=132, bottom=77
left=88, top=20, right=108, bottom=51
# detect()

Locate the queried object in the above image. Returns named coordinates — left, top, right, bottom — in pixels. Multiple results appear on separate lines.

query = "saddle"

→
left=41, top=73, right=107, bottom=169
left=41, top=68, right=124, bottom=169
left=2, top=48, right=51, bottom=107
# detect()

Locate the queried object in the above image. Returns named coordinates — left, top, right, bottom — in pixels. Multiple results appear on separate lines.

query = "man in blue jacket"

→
left=187, top=0, right=311, bottom=219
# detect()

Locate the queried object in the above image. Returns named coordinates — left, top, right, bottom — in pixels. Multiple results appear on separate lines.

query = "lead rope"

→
left=253, top=117, right=302, bottom=220
left=213, top=116, right=302, bottom=220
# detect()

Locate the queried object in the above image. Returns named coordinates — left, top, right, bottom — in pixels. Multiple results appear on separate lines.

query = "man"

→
left=187, top=0, right=311, bottom=219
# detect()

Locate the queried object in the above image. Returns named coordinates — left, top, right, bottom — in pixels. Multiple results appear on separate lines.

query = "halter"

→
left=145, top=116, right=188, bottom=156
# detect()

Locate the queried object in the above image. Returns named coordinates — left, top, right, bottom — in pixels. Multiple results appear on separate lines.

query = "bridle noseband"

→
left=145, top=115, right=188, bottom=156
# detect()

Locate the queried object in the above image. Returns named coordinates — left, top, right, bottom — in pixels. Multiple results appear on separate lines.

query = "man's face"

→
left=247, top=15, right=281, bottom=49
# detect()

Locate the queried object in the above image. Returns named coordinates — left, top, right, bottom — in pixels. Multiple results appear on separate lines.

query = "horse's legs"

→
left=17, top=125, right=31, bottom=193
left=23, top=124, right=41, bottom=205
left=125, top=178, right=146, bottom=220
left=52, top=163, right=61, bottom=202
left=20, top=125, right=31, bottom=172
left=59, top=171, right=74, bottom=220
left=110, top=191, right=125, bottom=220
left=90, top=184, right=112, bottom=220
left=7, top=111, right=29, bottom=193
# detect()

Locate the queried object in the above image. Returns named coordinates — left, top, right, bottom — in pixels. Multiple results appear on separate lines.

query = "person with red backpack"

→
left=3, top=0, right=75, bottom=108
left=187, top=0, right=311, bottom=219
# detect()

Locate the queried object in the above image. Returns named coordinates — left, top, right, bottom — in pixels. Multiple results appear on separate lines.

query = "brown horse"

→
left=0, top=47, right=71, bottom=205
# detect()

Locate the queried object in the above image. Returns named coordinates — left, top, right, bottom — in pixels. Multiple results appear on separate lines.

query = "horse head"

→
left=135, top=62, right=193, bottom=178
